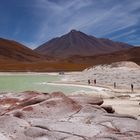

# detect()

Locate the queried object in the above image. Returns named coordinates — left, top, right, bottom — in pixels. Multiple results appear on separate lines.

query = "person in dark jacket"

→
left=94, top=79, right=96, bottom=85
left=88, top=79, right=91, bottom=85
left=131, top=84, right=134, bottom=92
left=114, top=82, right=116, bottom=88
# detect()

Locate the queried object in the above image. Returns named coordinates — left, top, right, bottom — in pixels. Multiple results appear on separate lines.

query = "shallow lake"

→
left=0, top=73, right=94, bottom=94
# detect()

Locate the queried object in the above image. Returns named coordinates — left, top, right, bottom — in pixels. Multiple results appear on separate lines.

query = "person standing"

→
left=114, top=82, right=116, bottom=88
left=131, top=84, right=134, bottom=92
left=88, top=79, right=91, bottom=85
left=94, top=79, right=96, bottom=85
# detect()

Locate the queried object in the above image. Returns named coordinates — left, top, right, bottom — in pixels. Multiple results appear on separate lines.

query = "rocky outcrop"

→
left=0, top=91, right=140, bottom=140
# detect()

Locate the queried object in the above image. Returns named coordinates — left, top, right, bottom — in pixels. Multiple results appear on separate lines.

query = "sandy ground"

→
left=65, top=61, right=140, bottom=89
left=60, top=62, right=140, bottom=119
left=46, top=81, right=140, bottom=119
left=103, top=98, right=140, bottom=119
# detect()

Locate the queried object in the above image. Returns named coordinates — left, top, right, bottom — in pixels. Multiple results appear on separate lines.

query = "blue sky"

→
left=0, top=0, right=140, bottom=48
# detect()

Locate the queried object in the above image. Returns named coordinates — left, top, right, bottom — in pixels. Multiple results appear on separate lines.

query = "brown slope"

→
left=0, top=38, right=87, bottom=72
left=0, top=38, right=44, bottom=62
left=0, top=47, right=139, bottom=72
left=0, top=38, right=138, bottom=72
left=35, top=30, right=133, bottom=58
left=63, top=47, right=140, bottom=66
left=0, top=61, right=89, bottom=72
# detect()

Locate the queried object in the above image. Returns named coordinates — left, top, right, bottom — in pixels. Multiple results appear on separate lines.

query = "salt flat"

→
left=62, top=61, right=140, bottom=119
left=65, top=61, right=140, bottom=89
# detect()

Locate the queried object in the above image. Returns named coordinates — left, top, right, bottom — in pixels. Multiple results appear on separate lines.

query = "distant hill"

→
left=0, top=38, right=44, bottom=62
left=63, top=47, right=140, bottom=66
left=0, top=37, right=89, bottom=72
left=35, top=29, right=133, bottom=58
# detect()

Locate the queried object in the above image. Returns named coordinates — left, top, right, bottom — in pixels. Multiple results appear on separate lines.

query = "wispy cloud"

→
left=0, top=0, right=140, bottom=47
left=31, top=0, right=140, bottom=46
left=110, top=29, right=136, bottom=40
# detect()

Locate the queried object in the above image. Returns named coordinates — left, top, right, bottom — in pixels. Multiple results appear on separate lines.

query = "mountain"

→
left=0, top=37, right=88, bottom=72
left=0, top=36, right=139, bottom=72
left=0, top=45, right=139, bottom=72
left=64, top=47, right=140, bottom=66
left=35, top=30, right=133, bottom=58
left=0, top=38, right=44, bottom=62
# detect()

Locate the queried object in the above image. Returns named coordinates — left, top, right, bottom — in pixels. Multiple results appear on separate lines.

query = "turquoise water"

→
left=0, top=73, right=92, bottom=94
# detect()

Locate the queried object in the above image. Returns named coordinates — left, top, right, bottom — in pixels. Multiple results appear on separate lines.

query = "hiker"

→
left=131, top=84, right=134, bottom=92
left=94, top=79, right=96, bottom=85
left=88, top=79, right=91, bottom=85
left=114, top=82, right=116, bottom=88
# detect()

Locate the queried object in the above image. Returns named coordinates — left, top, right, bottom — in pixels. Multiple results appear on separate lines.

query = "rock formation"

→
left=0, top=91, right=140, bottom=140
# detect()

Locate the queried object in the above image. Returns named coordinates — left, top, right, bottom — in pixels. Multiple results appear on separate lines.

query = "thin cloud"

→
left=0, top=0, right=140, bottom=47
left=110, top=30, right=136, bottom=40
left=33, top=0, right=140, bottom=41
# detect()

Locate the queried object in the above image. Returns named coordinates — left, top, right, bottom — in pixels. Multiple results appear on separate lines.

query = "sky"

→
left=0, top=0, right=140, bottom=49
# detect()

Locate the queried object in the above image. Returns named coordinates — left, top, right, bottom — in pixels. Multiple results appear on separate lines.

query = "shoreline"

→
left=47, top=82, right=140, bottom=119
left=0, top=72, right=139, bottom=119
left=0, top=72, right=60, bottom=76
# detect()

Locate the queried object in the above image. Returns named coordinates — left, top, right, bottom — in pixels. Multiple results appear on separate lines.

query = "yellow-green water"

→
left=0, top=73, right=93, bottom=94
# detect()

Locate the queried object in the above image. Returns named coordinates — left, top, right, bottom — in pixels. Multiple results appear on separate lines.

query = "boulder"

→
left=69, top=95, right=104, bottom=106
left=0, top=92, right=139, bottom=140
left=101, top=105, right=115, bottom=113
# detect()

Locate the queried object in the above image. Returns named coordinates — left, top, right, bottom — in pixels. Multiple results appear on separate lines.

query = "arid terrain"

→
left=0, top=61, right=140, bottom=140
left=0, top=91, right=140, bottom=140
left=0, top=38, right=44, bottom=62
left=35, top=30, right=132, bottom=58
left=0, top=0, right=140, bottom=139
left=0, top=30, right=140, bottom=140
left=64, top=47, right=140, bottom=66
left=65, top=61, right=140, bottom=89
left=0, top=33, right=140, bottom=72
left=60, top=61, right=140, bottom=119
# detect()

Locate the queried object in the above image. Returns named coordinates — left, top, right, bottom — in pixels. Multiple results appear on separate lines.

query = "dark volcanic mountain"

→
left=35, top=30, right=133, bottom=58
left=0, top=38, right=44, bottom=62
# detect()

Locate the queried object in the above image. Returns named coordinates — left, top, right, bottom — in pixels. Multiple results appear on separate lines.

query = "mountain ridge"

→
left=0, top=33, right=139, bottom=72
left=63, top=47, right=140, bottom=66
left=0, top=38, right=45, bottom=62
left=35, top=29, right=133, bottom=58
